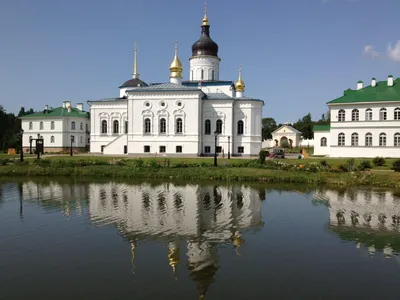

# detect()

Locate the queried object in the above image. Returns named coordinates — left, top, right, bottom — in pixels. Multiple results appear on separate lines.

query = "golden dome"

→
left=235, top=65, right=245, bottom=92
left=170, top=41, right=183, bottom=79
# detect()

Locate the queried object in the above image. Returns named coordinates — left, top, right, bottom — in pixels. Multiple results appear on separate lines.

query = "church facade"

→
left=88, top=10, right=264, bottom=156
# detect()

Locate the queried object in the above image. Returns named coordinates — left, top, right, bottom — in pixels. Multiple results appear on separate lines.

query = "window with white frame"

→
left=113, top=120, right=119, bottom=134
left=395, top=108, right=400, bottom=120
left=51, top=121, right=55, bottom=130
left=365, top=133, right=372, bottom=146
left=159, top=146, right=166, bottom=153
left=29, top=122, right=33, bottom=130
left=176, top=146, right=182, bottom=153
left=80, top=122, right=83, bottom=130
left=394, top=133, right=400, bottom=146
left=351, top=109, right=359, bottom=121
left=204, top=146, right=211, bottom=153
left=159, top=118, right=166, bottom=134
left=205, top=119, right=211, bottom=135
left=124, top=121, right=128, bottom=134
left=380, top=108, right=387, bottom=121
left=365, top=109, right=373, bottom=121
left=144, top=118, right=151, bottom=134
left=80, top=136, right=83, bottom=144
left=351, top=133, right=358, bottom=146
left=320, top=137, right=327, bottom=147
left=237, top=120, right=244, bottom=135
left=216, top=119, right=222, bottom=134
left=176, top=118, right=183, bottom=134
left=379, top=133, right=386, bottom=146
left=101, top=120, right=107, bottom=134
left=238, top=146, right=244, bottom=153
left=338, top=110, right=345, bottom=122
left=50, top=136, right=55, bottom=143
left=40, top=122, right=44, bottom=130
left=338, top=133, right=345, bottom=146
left=71, top=121, right=76, bottom=130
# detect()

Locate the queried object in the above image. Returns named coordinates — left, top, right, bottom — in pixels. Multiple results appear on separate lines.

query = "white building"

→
left=271, top=124, right=302, bottom=148
left=88, top=9, right=264, bottom=156
left=20, top=101, right=90, bottom=153
left=314, top=76, right=400, bottom=157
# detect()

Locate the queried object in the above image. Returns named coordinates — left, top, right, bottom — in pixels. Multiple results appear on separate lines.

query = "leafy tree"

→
left=292, top=113, right=314, bottom=139
left=261, top=117, right=278, bottom=140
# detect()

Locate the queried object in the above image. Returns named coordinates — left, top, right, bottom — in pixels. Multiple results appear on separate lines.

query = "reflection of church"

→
left=314, top=189, right=400, bottom=257
left=19, top=181, right=264, bottom=298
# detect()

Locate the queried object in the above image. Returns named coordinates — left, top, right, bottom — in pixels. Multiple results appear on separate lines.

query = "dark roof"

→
left=191, top=23, right=219, bottom=57
left=119, top=78, right=148, bottom=88
left=182, top=80, right=234, bottom=87
left=126, top=82, right=202, bottom=93
left=328, top=78, right=400, bottom=104
left=19, top=107, right=89, bottom=119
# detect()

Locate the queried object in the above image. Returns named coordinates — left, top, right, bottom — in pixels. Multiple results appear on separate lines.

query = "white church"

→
left=88, top=8, right=264, bottom=156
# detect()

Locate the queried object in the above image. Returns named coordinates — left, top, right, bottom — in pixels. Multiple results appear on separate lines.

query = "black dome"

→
left=119, top=78, right=148, bottom=88
left=191, top=24, right=219, bottom=57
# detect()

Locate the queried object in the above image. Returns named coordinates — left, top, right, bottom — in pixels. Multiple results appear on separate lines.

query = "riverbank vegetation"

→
left=1, top=155, right=400, bottom=188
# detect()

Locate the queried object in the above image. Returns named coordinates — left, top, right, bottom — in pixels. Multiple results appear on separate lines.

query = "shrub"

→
left=34, top=159, right=52, bottom=167
left=133, top=159, right=144, bottom=168
left=344, top=158, right=356, bottom=172
left=358, top=160, right=372, bottom=171
left=372, top=156, right=385, bottom=167
left=320, top=160, right=329, bottom=167
left=392, top=159, right=400, bottom=172
left=280, top=139, right=290, bottom=148
left=259, top=150, right=267, bottom=165
left=148, top=159, right=160, bottom=168
left=0, top=159, right=10, bottom=166
left=115, top=159, right=127, bottom=166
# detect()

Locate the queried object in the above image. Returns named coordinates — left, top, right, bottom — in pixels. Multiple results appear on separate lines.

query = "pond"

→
left=1, top=179, right=400, bottom=299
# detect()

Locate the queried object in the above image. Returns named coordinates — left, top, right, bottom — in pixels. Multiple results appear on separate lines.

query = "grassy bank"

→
left=0, top=156, right=400, bottom=188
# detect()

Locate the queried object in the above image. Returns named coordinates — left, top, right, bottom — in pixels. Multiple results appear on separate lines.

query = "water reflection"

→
left=315, top=188, right=400, bottom=258
left=17, top=181, right=264, bottom=298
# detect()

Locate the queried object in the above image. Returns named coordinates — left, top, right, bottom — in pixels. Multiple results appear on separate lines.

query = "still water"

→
left=1, top=179, right=400, bottom=300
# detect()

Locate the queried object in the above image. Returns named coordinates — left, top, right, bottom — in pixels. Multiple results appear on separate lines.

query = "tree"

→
left=292, top=113, right=314, bottom=139
left=262, top=117, right=278, bottom=140
left=18, top=107, right=26, bottom=117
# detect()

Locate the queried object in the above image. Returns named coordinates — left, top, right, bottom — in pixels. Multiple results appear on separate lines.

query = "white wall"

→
left=190, top=56, right=220, bottom=81
left=313, top=132, right=330, bottom=156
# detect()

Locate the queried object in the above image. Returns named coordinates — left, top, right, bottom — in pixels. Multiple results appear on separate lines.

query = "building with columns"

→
left=314, top=75, right=400, bottom=157
left=88, top=8, right=264, bottom=156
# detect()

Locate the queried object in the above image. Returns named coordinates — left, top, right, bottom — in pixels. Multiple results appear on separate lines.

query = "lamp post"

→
left=228, top=136, right=231, bottom=159
left=20, top=129, right=24, bottom=162
left=36, top=133, right=41, bottom=160
left=29, top=136, right=32, bottom=154
left=214, top=130, right=219, bottom=167
left=70, top=136, right=74, bottom=156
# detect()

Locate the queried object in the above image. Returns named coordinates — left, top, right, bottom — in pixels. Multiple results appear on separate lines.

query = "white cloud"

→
left=364, top=45, right=380, bottom=59
left=387, top=41, right=400, bottom=62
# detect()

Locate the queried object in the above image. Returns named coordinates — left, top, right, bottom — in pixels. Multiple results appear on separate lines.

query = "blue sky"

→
left=1, top=0, right=400, bottom=123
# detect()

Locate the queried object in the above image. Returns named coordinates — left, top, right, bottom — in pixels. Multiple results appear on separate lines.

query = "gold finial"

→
left=168, top=243, right=180, bottom=279
left=133, top=42, right=139, bottom=79
left=235, top=65, right=245, bottom=92
left=170, top=40, right=183, bottom=79
left=232, top=231, right=245, bottom=256
left=202, top=2, right=209, bottom=26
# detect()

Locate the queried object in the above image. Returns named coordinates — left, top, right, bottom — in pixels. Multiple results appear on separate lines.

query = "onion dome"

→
left=235, top=66, right=245, bottom=92
left=191, top=5, right=219, bottom=57
left=170, top=41, right=183, bottom=79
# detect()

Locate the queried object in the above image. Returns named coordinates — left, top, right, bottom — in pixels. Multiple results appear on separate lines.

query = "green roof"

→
left=328, top=78, right=400, bottom=104
left=313, top=124, right=330, bottom=132
left=20, top=107, right=89, bottom=119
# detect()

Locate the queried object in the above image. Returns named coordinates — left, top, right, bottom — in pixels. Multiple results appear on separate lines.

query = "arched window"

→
left=176, top=118, right=183, bottom=134
left=237, top=120, right=244, bottom=135
left=338, top=109, right=345, bottom=122
left=379, top=133, right=386, bottom=146
left=80, top=122, right=83, bottom=130
left=394, top=133, right=400, bottom=146
left=365, top=133, right=372, bottom=146
left=101, top=120, right=107, bottom=134
left=205, top=119, right=211, bottom=135
left=365, top=109, right=373, bottom=121
left=351, top=109, right=359, bottom=121
left=51, top=121, right=55, bottom=130
left=71, top=121, right=76, bottom=130
left=380, top=108, right=387, bottom=120
left=160, top=118, right=166, bottom=134
left=216, top=119, right=222, bottom=134
left=395, top=108, right=400, bottom=120
left=50, top=136, right=55, bottom=143
left=144, top=118, right=151, bottom=134
left=212, top=70, right=215, bottom=81
left=320, top=137, right=327, bottom=147
left=338, top=133, right=345, bottom=146
left=40, top=122, right=44, bottom=130
left=113, top=120, right=119, bottom=134
left=201, top=69, right=204, bottom=80
left=351, top=133, right=358, bottom=146
left=80, top=136, right=83, bottom=144
left=124, top=121, right=128, bottom=134
left=29, top=122, right=33, bottom=130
